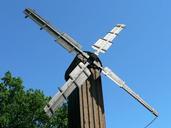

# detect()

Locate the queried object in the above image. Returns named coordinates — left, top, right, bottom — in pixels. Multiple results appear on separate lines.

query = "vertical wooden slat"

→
left=82, top=81, right=89, bottom=128
left=91, top=68, right=100, bottom=128
left=79, top=86, right=84, bottom=128
left=95, top=71, right=106, bottom=128
left=86, top=80, right=95, bottom=128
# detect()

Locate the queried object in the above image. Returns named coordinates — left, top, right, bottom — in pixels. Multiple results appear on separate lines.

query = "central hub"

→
left=65, top=51, right=102, bottom=81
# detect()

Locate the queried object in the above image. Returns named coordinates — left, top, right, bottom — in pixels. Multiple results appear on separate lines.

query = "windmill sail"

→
left=102, top=67, right=158, bottom=117
left=92, top=24, right=125, bottom=55
left=44, top=62, right=91, bottom=117
left=24, top=8, right=82, bottom=53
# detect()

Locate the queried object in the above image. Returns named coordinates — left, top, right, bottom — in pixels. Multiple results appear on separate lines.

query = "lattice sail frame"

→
left=92, top=24, right=125, bottom=55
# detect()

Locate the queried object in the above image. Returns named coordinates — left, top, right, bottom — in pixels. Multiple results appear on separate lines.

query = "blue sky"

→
left=0, top=0, right=170, bottom=127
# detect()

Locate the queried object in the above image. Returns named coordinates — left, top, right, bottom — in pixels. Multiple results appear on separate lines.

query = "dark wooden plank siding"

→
left=66, top=52, right=106, bottom=128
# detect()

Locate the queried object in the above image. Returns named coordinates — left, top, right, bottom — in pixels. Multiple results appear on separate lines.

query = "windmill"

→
left=24, top=8, right=158, bottom=127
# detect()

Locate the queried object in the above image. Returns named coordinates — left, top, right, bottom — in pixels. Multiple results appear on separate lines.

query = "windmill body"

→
left=24, top=8, right=158, bottom=127
left=65, top=52, right=105, bottom=128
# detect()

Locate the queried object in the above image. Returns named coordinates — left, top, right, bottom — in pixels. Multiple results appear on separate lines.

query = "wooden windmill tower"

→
left=24, top=8, right=158, bottom=128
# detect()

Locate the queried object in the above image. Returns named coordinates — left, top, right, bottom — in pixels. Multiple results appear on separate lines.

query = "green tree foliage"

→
left=0, top=72, right=68, bottom=128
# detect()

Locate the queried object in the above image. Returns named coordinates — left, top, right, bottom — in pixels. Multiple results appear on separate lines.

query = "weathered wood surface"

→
left=65, top=52, right=106, bottom=128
